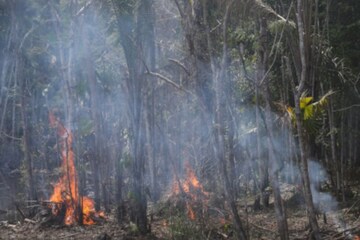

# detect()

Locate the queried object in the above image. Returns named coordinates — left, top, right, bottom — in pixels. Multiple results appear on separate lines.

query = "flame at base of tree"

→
left=48, top=112, right=104, bottom=225
left=172, top=162, right=209, bottom=220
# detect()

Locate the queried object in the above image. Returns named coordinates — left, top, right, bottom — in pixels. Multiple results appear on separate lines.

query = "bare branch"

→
left=75, top=0, right=93, bottom=17
left=295, top=0, right=306, bottom=94
left=333, top=104, right=360, bottom=112
left=259, top=1, right=294, bottom=87
left=147, top=71, right=180, bottom=89
left=168, top=58, right=190, bottom=75
left=142, top=59, right=193, bottom=95
left=173, top=0, right=184, bottom=19
left=146, top=71, right=193, bottom=96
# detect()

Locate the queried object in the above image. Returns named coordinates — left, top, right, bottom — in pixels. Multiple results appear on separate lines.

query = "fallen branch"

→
left=24, top=218, right=37, bottom=224
left=343, top=198, right=360, bottom=216
left=216, top=230, right=229, bottom=239
left=330, top=226, right=360, bottom=240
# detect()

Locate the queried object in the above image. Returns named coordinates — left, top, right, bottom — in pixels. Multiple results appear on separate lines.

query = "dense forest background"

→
left=0, top=0, right=359, bottom=239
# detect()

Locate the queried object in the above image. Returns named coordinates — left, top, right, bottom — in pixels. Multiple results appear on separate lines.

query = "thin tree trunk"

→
left=114, top=0, right=155, bottom=233
left=255, top=84, right=270, bottom=209
left=264, top=88, right=289, bottom=240
left=211, top=1, right=247, bottom=238
left=82, top=10, right=102, bottom=212
left=340, top=101, right=345, bottom=201
left=327, top=98, right=340, bottom=193
left=257, top=14, right=289, bottom=239
left=116, top=135, right=125, bottom=222
left=20, top=60, right=37, bottom=203
left=294, top=0, right=321, bottom=238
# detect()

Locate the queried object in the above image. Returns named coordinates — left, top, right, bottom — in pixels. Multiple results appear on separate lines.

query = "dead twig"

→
left=14, top=203, right=26, bottom=220
left=24, top=218, right=37, bottom=224
left=343, top=198, right=360, bottom=216
left=329, top=226, right=359, bottom=240
left=216, top=230, right=229, bottom=239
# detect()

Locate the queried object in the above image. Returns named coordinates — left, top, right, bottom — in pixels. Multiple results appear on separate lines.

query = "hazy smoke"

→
left=308, top=160, right=337, bottom=212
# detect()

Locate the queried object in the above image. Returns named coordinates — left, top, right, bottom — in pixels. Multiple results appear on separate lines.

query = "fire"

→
left=48, top=112, right=104, bottom=225
left=186, top=203, right=196, bottom=220
left=173, top=162, right=208, bottom=197
left=172, top=162, right=209, bottom=220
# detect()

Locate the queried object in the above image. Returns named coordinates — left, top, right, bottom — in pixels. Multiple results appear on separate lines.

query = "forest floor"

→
left=0, top=200, right=359, bottom=240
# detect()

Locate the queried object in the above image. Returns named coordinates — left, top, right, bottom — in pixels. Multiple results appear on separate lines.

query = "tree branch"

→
left=173, top=0, right=184, bottom=19
left=333, top=104, right=360, bottom=112
left=168, top=58, right=190, bottom=75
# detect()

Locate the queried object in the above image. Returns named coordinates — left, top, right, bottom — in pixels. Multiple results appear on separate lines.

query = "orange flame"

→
left=186, top=202, right=196, bottom=220
left=48, top=112, right=103, bottom=225
left=172, top=162, right=209, bottom=220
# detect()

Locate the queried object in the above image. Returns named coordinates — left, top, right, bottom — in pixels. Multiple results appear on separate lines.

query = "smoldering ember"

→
left=0, top=1, right=359, bottom=240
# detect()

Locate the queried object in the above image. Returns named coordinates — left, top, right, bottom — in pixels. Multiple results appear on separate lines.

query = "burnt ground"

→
left=0, top=183, right=359, bottom=240
left=0, top=200, right=359, bottom=240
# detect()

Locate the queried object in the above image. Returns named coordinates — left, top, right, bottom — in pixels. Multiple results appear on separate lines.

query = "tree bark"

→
left=257, top=16, right=289, bottom=239
left=211, top=1, right=248, bottom=239
left=294, top=1, right=321, bottom=239
left=20, top=59, right=37, bottom=203
left=113, top=0, right=156, bottom=233
left=82, top=8, right=103, bottom=212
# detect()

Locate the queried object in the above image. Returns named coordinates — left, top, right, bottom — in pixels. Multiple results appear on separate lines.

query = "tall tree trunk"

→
left=255, top=86, right=270, bottom=209
left=263, top=88, right=289, bottom=240
left=294, top=1, right=321, bottom=238
left=257, top=16, right=289, bottom=239
left=114, top=0, right=155, bottom=233
left=82, top=9, right=102, bottom=212
left=327, top=98, right=340, bottom=193
left=19, top=59, right=37, bottom=203
left=212, top=1, right=248, bottom=239
left=50, top=3, right=73, bottom=128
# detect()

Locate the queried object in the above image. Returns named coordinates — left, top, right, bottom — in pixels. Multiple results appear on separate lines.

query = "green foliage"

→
left=287, top=91, right=334, bottom=134
left=268, top=19, right=296, bottom=34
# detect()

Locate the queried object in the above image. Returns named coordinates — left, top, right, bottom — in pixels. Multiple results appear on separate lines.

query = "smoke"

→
left=282, top=159, right=356, bottom=236
left=281, top=159, right=339, bottom=212
left=308, top=160, right=338, bottom=212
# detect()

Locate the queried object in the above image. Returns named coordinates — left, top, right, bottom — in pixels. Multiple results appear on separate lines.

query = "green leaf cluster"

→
left=287, top=91, right=334, bottom=134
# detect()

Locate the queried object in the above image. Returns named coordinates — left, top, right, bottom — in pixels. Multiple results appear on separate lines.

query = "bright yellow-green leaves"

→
left=287, top=91, right=334, bottom=134
left=300, top=96, right=313, bottom=109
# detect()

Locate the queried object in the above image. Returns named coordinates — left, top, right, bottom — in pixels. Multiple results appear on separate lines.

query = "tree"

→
left=291, top=0, right=321, bottom=238
left=112, top=0, right=155, bottom=233
left=0, top=1, right=359, bottom=239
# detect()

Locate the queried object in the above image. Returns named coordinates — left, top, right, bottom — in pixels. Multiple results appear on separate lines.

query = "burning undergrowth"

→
left=47, top=112, right=105, bottom=226
left=152, top=161, right=236, bottom=239
left=170, top=162, right=210, bottom=221
left=158, top=162, right=232, bottom=229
